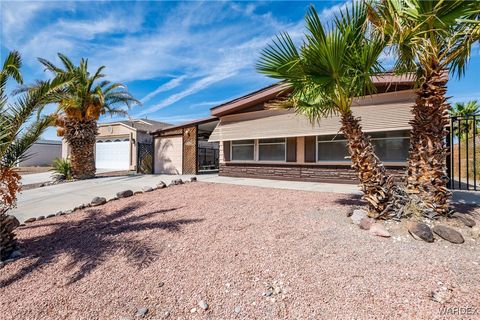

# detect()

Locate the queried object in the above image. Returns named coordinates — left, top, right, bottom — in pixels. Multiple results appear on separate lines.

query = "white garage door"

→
left=96, top=140, right=130, bottom=170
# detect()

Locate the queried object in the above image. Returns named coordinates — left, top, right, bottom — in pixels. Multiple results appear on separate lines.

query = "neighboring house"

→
left=62, top=119, right=171, bottom=171
left=17, top=139, right=62, bottom=167
left=152, top=73, right=416, bottom=183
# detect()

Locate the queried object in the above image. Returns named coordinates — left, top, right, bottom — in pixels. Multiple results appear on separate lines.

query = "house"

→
left=62, top=119, right=171, bottom=171
left=17, top=139, right=62, bottom=167
left=152, top=73, right=416, bottom=183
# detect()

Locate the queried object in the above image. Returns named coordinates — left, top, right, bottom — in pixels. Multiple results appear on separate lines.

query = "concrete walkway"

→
left=11, top=174, right=480, bottom=223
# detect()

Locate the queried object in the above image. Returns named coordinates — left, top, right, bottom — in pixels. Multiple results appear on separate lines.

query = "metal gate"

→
left=137, top=142, right=154, bottom=174
left=448, top=114, right=479, bottom=190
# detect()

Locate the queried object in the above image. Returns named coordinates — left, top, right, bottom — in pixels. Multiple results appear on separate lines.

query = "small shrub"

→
left=51, top=158, right=73, bottom=181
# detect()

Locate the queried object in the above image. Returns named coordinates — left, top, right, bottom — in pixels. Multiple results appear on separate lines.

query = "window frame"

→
left=315, top=131, right=410, bottom=165
left=257, top=138, right=287, bottom=162
left=230, top=139, right=255, bottom=162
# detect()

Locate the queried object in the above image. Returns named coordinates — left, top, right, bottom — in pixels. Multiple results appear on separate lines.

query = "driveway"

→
left=12, top=174, right=197, bottom=223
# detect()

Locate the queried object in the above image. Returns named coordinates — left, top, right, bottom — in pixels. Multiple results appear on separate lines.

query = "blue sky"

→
left=1, top=1, right=479, bottom=140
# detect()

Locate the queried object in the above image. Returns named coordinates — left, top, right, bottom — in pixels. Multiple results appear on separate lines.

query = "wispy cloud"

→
left=140, top=75, right=187, bottom=104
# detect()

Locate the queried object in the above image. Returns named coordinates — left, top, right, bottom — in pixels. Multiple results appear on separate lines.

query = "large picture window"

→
left=258, top=138, right=286, bottom=161
left=231, top=140, right=254, bottom=161
left=317, top=130, right=409, bottom=163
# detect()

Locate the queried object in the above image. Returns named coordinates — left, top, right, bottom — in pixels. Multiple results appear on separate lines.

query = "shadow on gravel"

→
left=334, top=194, right=367, bottom=207
left=0, top=201, right=203, bottom=288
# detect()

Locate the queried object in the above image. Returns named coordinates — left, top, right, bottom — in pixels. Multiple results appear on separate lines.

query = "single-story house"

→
left=17, top=139, right=62, bottom=167
left=152, top=73, right=416, bottom=183
left=62, top=119, right=171, bottom=171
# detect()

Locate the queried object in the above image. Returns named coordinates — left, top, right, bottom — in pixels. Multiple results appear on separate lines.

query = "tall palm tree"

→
left=1, top=51, right=64, bottom=260
left=367, top=0, right=480, bottom=216
left=257, top=4, right=398, bottom=216
left=449, top=100, right=479, bottom=140
left=35, top=54, right=140, bottom=179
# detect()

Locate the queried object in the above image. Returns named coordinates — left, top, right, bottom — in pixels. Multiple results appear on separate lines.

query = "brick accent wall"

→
left=219, top=162, right=406, bottom=184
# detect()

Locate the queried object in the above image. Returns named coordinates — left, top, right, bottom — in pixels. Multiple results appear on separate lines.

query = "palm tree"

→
left=449, top=101, right=480, bottom=140
left=35, top=54, right=140, bottom=179
left=1, top=51, right=64, bottom=260
left=257, top=4, right=399, bottom=216
left=367, top=0, right=480, bottom=216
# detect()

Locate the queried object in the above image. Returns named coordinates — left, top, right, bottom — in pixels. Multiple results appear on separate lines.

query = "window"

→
left=317, top=131, right=410, bottom=163
left=370, top=131, right=409, bottom=162
left=259, top=138, right=286, bottom=161
left=317, top=134, right=349, bottom=162
left=231, top=140, right=254, bottom=161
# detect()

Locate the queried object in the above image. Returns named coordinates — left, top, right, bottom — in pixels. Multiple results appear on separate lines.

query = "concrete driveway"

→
left=12, top=174, right=197, bottom=223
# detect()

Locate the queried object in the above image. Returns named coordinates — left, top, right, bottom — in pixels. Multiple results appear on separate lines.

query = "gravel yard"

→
left=1, top=182, right=479, bottom=319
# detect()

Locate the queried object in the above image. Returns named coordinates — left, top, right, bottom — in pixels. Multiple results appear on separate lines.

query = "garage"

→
left=95, top=139, right=130, bottom=170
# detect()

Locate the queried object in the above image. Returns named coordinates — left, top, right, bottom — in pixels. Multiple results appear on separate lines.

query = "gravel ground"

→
left=1, top=182, right=479, bottom=320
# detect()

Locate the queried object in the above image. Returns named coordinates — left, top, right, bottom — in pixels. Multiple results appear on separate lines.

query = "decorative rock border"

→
left=350, top=208, right=476, bottom=244
left=21, top=177, right=198, bottom=225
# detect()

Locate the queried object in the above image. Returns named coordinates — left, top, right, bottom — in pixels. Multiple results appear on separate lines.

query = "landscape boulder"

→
left=116, top=190, right=133, bottom=198
left=359, top=217, right=373, bottom=230
left=350, top=209, right=368, bottom=225
left=170, top=179, right=184, bottom=186
left=408, top=223, right=434, bottom=243
left=190, top=177, right=197, bottom=182
left=142, top=186, right=153, bottom=193
left=157, top=181, right=167, bottom=189
left=433, top=225, right=464, bottom=244
left=91, top=196, right=107, bottom=206
left=24, top=217, right=36, bottom=223
left=369, top=223, right=391, bottom=238
left=452, top=213, right=476, bottom=228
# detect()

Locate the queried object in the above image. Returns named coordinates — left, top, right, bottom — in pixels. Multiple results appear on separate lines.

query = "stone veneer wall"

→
left=219, top=162, right=406, bottom=184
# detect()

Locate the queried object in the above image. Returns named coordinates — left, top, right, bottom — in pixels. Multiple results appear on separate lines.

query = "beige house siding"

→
left=209, top=90, right=415, bottom=142
left=154, top=136, right=183, bottom=174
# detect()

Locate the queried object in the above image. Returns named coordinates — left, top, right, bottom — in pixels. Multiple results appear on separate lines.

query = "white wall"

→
left=154, top=136, right=183, bottom=174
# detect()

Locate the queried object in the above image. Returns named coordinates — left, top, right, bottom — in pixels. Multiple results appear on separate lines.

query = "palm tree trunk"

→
left=340, top=111, right=395, bottom=215
left=406, top=70, right=451, bottom=216
left=64, top=119, right=97, bottom=179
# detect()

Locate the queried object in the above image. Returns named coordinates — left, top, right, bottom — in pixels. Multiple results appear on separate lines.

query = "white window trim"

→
left=315, top=134, right=410, bottom=164
left=258, top=138, right=287, bottom=162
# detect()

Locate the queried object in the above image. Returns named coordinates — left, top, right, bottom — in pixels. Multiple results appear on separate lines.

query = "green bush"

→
left=51, top=158, right=73, bottom=181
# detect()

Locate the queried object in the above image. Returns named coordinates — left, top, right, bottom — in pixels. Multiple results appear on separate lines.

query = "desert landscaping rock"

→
left=46, top=214, right=55, bottom=219
left=116, top=190, right=133, bottom=198
left=190, top=177, right=197, bottom=182
left=369, top=223, right=391, bottom=237
left=433, top=225, right=464, bottom=244
left=134, top=191, right=143, bottom=195
left=452, top=213, right=476, bottom=228
left=234, top=306, right=242, bottom=314
left=359, top=217, right=373, bottom=230
left=409, top=223, right=434, bottom=243
left=157, top=181, right=166, bottom=189
left=170, top=179, right=183, bottom=186
left=198, top=300, right=208, bottom=310
left=350, top=209, right=368, bottom=225
left=91, top=197, right=107, bottom=206
left=135, top=308, right=148, bottom=318
left=1, top=183, right=479, bottom=319
left=55, top=211, right=64, bottom=216
left=36, top=215, right=45, bottom=221
left=142, top=186, right=153, bottom=193
left=24, top=217, right=36, bottom=223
